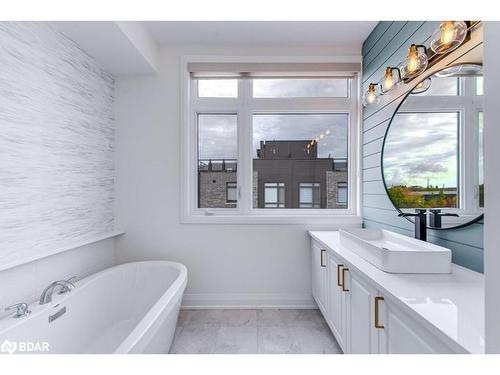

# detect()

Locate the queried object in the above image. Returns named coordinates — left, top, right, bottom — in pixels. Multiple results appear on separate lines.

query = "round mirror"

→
left=382, top=63, right=484, bottom=230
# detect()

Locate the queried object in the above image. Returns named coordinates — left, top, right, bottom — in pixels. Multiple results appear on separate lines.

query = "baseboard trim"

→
left=181, top=293, right=317, bottom=309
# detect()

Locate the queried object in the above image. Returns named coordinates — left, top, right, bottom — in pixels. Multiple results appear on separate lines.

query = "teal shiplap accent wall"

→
left=361, top=21, right=484, bottom=273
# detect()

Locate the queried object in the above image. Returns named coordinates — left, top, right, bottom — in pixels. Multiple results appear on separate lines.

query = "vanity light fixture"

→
left=379, top=67, right=402, bottom=93
left=400, top=44, right=428, bottom=81
left=430, top=21, right=468, bottom=54
left=362, top=83, right=381, bottom=107
left=390, top=22, right=478, bottom=85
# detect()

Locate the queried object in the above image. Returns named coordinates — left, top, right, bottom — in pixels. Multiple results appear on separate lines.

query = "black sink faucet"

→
left=429, top=209, right=459, bottom=228
left=398, top=209, right=427, bottom=241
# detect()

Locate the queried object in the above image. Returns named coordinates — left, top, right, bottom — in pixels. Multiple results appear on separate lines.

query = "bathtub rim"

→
left=111, top=261, right=187, bottom=354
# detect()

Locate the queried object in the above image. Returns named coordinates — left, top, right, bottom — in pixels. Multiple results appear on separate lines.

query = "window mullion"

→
left=238, top=79, right=252, bottom=215
left=462, top=77, right=478, bottom=213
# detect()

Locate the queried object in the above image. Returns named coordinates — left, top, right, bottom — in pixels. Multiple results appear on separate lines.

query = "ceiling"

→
left=55, top=21, right=377, bottom=76
left=144, top=21, right=378, bottom=46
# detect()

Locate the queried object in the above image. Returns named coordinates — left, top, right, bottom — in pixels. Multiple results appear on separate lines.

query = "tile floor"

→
left=170, top=309, right=342, bottom=354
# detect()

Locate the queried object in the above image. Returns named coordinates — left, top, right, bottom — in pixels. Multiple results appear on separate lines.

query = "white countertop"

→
left=309, top=230, right=485, bottom=354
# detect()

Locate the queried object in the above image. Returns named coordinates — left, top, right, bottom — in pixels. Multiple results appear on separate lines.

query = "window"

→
left=475, top=77, right=483, bottom=96
left=264, top=183, right=285, bottom=208
left=183, top=60, right=360, bottom=223
left=253, top=78, right=349, bottom=98
left=385, top=112, right=460, bottom=209
left=198, top=79, right=238, bottom=98
left=387, top=74, right=483, bottom=213
left=300, top=183, right=320, bottom=208
left=253, top=113, right=348, bottom=209
left=337, top=182, right=348, bottom=205
left=226, top=182, right=237, bottom=204
left=197, top=114, right=237, bottom=208
left=415, top=77, right=458, bottom=96
left=478, top=111, right=484, bottom=208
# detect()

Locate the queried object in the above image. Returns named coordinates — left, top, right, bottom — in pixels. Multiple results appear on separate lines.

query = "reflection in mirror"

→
left=383, top=64, right=483, bottom=229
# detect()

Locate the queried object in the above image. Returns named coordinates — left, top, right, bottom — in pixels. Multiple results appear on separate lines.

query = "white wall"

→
left=483, top=21, right=500, bottom=354
left=0, top=22, right=117, bottom=312
left=114, top=43, right=362, bottom=308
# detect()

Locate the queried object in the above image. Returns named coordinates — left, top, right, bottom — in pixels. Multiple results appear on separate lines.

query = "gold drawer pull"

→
left=341, top=268, right=349, bottom=292
left=337, top=264, right=344, bottom=286
left=374, top=296, right=384, bottom=329
left=320, top=249, right=326, bottom=267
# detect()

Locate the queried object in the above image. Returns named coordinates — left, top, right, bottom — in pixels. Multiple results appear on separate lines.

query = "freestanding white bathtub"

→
left=0, top=261, right=187, bottom=354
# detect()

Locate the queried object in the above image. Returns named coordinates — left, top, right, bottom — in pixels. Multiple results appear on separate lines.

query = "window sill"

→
left=180, top=213, right=363, bottom=225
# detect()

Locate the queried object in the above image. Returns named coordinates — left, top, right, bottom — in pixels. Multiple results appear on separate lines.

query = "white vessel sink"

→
left=339, top=229, right=452, bottom=274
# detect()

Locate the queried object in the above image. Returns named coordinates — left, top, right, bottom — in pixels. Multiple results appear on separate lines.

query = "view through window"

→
left=252, top=113, right=348, bottom=209
left=384, top=74, right=483, bottom=211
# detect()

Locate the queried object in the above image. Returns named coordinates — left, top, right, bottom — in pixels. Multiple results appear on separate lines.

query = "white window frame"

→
left=396, top=76, right=483, bottom=216
left=180, top=56, right=362, bottom=224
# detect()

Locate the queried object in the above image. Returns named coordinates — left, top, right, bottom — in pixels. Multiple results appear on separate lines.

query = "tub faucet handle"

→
left=57, top=276, right=77, bottom=294
left=5, top=302, right=31, bottom=318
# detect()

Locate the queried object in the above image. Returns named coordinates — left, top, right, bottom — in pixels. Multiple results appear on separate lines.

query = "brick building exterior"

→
left=198, top=140, right=348, bottom=209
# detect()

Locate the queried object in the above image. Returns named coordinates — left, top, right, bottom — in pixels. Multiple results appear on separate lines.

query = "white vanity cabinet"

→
left=312, top=237, right=384, bottom=354
left=378, top=298, right=457, bottom=354
left=309, top=232, right=483, bottom=354
left=326, top=252, right=348, bottom=349
left=346, top=269, right=383, bottom=353
left=311, top=241, right=327, bottom=314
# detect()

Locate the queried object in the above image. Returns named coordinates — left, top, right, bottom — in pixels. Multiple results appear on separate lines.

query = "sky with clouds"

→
left=198, top=79, right=350, bottom=161
left=198, top=113, right=348, bottom=160
left=252, top=114, right=348, bottom=158
left=383, top=111, right=458, bottom=189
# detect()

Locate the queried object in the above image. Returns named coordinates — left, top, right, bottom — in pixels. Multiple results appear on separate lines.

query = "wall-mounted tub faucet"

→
left=39, top=280, right=75, bottom=305
left=5, top=302, right=31, bottom=318
left=398, top=209, right=427, bottom=241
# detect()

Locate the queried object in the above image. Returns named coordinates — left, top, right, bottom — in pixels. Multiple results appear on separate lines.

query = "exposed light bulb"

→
left=319, top=134, right=324, bottom=139
left=325, top=130, right=330, bottom=135
left=363, top=83, right=380, bottom=107
left=400, top=44, right=428, bottom=79
left=440, top=21, right=456, bottom=46
left=367, top=83, right=377, bottom=104
left=384, top=67, right=394, bottom=90
left=407, top=45, right=420, bottom=74
left=430, top=21, right=467, bottom=54
left=366, top=91, right=376, bottom=104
